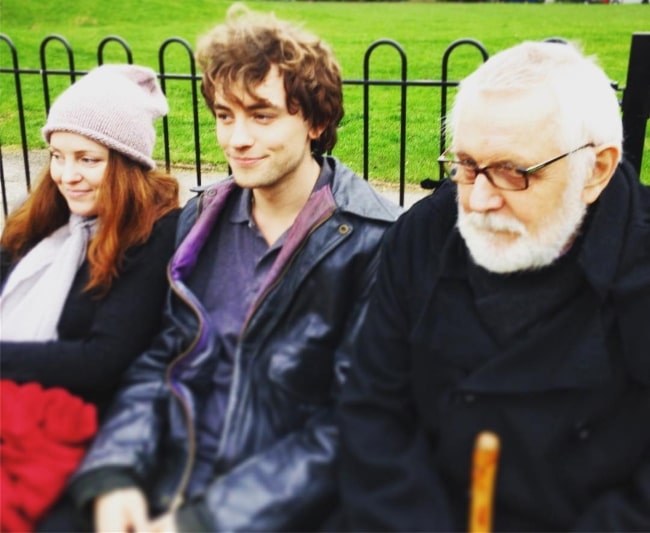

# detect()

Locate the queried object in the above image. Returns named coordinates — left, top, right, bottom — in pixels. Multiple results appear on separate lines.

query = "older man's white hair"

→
left=449, top=40, right=623, bottom=178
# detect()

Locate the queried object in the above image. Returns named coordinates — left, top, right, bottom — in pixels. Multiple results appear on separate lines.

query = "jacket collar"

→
left=243, top=184, right=337, bottom=325
left=170, top=156, right=400, bottom=283
left=323, top=156, right=402, bottom=222
left=578, top=159, right=635, bottom=298
left=170, top=180, right=237, bottom=282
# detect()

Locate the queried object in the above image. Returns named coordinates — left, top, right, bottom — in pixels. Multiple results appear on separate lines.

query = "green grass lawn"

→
left=1, top=0, right=648, bottom=184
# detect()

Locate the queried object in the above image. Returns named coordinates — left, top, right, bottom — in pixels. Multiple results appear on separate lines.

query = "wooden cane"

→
left=468, top=431, right=500, bottom=533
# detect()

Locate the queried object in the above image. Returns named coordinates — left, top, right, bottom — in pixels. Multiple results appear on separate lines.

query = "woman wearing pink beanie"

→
left=0, top=64, right=180, bottom=531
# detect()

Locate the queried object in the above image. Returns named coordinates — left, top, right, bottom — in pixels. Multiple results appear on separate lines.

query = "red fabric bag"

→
left=0, top=380, right=97, bottom=532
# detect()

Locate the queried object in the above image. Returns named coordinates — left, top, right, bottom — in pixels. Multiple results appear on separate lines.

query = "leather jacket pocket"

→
left=267, top=347, right=333, bottom=406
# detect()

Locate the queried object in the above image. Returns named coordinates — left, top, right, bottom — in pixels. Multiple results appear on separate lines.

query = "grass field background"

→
left=2, top=0, right=648, bottom=184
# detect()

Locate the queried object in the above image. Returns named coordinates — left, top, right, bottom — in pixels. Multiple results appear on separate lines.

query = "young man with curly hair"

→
left=67, top=4, right=400, bottom=532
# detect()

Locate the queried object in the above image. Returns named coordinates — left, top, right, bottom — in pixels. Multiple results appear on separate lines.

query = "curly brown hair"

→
left=195, top=3, right=344, bottom=155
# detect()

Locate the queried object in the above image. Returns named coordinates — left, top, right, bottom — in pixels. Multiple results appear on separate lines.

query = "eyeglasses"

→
left=437, top=142, right=595, bottom=191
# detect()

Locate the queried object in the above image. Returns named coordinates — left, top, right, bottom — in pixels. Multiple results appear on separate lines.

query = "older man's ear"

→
left=581, top=144, right=621, bottom=205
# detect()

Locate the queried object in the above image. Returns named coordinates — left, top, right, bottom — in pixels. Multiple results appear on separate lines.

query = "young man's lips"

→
left=231, top=156, right=263, bottom=167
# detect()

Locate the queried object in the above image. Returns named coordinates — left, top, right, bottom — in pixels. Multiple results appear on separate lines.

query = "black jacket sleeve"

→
left=338, top=182, right=458, bottom=531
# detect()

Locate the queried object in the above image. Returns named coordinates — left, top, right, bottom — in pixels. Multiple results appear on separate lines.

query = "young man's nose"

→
left=229, top=119, right=254, bottom=147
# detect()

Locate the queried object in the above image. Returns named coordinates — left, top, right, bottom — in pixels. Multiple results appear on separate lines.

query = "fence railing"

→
left=1, top=32, right=648, bottom=216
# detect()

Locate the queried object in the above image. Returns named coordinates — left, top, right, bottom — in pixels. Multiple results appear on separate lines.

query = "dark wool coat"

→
left=0, top=211, right=179, bottom=416
left=339, top=159, right=650, bottom=531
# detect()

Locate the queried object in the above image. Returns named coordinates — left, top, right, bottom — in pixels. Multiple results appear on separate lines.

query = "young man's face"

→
left=453, top=89, right=593, bottom=273
left=212, top=65, right=323, bottom=193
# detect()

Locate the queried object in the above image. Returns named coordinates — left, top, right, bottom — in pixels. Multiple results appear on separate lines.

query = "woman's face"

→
left=49, top=131, right=109, bottom=217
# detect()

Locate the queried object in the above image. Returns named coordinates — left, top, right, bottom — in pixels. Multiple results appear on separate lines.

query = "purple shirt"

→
left=185, top=187, right=282, bottom=494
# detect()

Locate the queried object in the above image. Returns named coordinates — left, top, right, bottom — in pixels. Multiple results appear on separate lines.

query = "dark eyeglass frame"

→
left=437, top=142, right=595, bottom=191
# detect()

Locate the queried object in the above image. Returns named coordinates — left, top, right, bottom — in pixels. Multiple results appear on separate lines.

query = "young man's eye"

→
left=216, top=112, right=232, bottom=122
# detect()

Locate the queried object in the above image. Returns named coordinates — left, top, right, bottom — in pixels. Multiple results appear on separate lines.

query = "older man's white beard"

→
left=457, top=187, right=588, bottom=273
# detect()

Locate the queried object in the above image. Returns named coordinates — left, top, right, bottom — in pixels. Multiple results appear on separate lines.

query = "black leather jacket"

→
left=69, top=156, right=401, bottom=531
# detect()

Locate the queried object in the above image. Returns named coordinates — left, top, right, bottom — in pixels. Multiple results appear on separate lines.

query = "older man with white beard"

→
left=338, top=40, right=650, bottom=532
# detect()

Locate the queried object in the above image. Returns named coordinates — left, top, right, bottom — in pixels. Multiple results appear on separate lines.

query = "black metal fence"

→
left=1, top=32, right=648, bottom=215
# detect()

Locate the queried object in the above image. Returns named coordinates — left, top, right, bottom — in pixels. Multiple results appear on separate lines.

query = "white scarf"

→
left=0, top=214, right=97, bottom=341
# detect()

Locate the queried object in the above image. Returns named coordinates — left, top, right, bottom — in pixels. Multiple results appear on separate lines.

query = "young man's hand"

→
left=94, top=487, right=149, bottom=532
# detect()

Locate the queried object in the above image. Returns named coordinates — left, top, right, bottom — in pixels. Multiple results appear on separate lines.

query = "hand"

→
left=94, top=487, right=149, bottom=533
left=147, top=511, right=178, bottom=533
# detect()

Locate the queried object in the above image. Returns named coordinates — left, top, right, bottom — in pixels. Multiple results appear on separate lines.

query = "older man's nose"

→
left=467, top=173, right=504, bottom=213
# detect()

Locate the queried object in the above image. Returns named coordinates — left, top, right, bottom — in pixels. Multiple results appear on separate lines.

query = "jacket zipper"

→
left=164, top=266, right=205, bottom=513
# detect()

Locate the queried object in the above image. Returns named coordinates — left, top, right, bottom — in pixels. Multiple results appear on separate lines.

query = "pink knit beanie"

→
left=42, top=64, right=168, bottom=170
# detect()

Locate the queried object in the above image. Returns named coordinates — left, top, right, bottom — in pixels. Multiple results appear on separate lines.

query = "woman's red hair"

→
left=1, top=151, right=179, bottom=297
